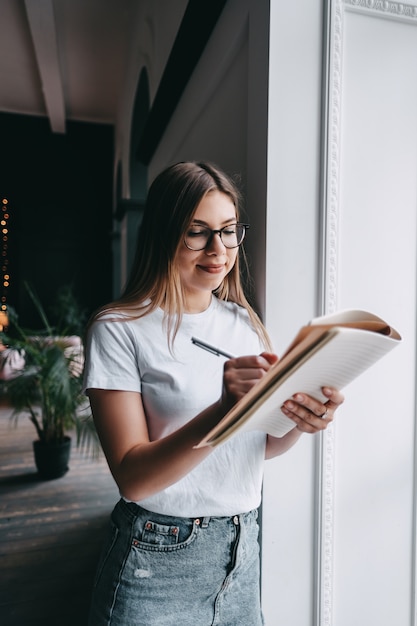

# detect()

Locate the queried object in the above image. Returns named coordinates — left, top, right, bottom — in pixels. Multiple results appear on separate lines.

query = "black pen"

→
left=191, top=337, right=236, bottom=359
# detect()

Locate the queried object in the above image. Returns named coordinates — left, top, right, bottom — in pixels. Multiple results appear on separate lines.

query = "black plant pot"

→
left=33, top=436, right=72, bottom=480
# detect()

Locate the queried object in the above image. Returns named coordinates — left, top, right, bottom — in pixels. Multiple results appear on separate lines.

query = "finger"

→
left=259, top=351, right=279, bottom=366
left=224, top=353, right=275, bottom=371
left=223, top=355, right=277, bottom=384
left=224, top=367, right=267, bottom=385
left=289, top=389, right=345, bottom=418
left=288, top=393, right=330, bottom=418
left=281, top=399, right=334, bottom=432
left=280, top=405, right=327, bottom=434
left=281, top=400, right=330, bottom=424
left=295, top=414, right=331, bottom=434
left=322, top=387, right=345, bottom=409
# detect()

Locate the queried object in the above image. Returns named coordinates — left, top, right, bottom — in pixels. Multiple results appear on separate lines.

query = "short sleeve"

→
left=82, top=318, right=141, bottom=393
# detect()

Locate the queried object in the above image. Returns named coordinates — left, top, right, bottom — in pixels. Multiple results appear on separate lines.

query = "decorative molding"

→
left=325, top=0, right=343, bottom=318
left=344, top=0, right=417, bottom=19
left=316, top=428, right=336, bottom=626
left=317, top=1, right=344, bottom=624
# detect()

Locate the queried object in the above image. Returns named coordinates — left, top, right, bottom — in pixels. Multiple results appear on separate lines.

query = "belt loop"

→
left=201, top=516, right=210, bottom=528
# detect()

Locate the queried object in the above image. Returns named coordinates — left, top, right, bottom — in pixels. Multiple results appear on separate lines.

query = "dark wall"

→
left=0, top=113, right=114, bottom=330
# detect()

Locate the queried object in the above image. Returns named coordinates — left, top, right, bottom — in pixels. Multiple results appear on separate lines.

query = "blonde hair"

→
left=93, top=161, right=271, bottom=350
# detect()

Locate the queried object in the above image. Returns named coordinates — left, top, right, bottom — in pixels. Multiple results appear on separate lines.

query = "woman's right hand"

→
left=221, top=352, right=279, bottom=408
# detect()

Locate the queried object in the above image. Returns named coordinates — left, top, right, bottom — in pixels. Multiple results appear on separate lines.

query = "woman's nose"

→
left=205, top=231, right=226, bottom=253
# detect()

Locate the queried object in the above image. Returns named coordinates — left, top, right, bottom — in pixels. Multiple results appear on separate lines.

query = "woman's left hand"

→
left=281, top=387, right=344, bottom=433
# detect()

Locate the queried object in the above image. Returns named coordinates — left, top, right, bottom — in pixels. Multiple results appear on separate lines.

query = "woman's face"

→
left=176, top=189, right=239, bottom=313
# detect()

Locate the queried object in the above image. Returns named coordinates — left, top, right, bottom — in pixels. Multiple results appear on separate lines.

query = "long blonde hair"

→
left=93, top=161, right=271, bottom=350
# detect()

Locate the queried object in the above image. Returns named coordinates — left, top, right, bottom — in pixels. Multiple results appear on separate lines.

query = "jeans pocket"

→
left=142, top=520, right=180, bottom=546
left=133, top=516, right=198, bottom=552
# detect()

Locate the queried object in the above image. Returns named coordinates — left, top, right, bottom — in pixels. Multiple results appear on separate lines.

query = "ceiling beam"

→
left=24, top=0, right=66, bottom=133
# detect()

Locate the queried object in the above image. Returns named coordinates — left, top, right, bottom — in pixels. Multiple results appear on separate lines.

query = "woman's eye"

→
left=187, top=229, right=206, bottom=237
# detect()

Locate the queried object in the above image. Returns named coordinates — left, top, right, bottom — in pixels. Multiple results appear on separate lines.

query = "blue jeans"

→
left=88, top=499, right=264, bottom=625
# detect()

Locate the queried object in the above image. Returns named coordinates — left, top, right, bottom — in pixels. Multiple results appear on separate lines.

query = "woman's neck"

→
left=183, top=293, right=212, bottom=314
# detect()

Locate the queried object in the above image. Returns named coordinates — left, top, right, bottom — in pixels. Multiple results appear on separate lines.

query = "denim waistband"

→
left=120, top=498, right=257, bottom=528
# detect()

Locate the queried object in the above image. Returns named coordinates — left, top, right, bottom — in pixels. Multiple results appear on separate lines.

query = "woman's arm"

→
left=88, top=353, right=276, bottom=502
left=89, top=389, right=225, bottom=501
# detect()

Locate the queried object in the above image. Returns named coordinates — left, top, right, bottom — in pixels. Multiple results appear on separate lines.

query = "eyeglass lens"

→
left=184, top=223, right=248, bottom=251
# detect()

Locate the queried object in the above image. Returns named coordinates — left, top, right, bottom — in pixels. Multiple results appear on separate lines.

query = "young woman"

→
left=83, top=161, right=344, bottom=625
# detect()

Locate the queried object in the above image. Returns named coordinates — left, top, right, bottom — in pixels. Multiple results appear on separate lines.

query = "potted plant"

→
left=0, top=285, right=98, bottom=479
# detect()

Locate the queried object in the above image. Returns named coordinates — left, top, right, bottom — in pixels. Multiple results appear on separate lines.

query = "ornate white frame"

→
left=318, top=1, right=417, bottom=624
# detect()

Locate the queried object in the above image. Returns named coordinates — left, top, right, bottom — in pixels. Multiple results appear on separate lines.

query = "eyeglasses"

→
left=184, top=223, right=250, bottom=251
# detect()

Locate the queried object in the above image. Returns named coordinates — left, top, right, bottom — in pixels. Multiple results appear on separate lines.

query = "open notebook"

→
left=195, top=310, right=401, bottom=448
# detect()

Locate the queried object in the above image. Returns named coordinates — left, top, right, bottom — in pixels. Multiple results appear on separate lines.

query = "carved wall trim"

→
left=344, top=0, right=417, bottom=20
left=317, top=1, right=344, bottom=622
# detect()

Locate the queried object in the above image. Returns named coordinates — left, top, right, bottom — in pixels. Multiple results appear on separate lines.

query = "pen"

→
left=191, top=337, right=236, bottom=359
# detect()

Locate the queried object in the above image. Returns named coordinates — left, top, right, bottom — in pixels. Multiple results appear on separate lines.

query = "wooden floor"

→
left=0, top=401, right=119, bottom=626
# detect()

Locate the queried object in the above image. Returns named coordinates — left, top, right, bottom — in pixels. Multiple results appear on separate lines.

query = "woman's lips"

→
left=198, top=264, right=225, bottom=274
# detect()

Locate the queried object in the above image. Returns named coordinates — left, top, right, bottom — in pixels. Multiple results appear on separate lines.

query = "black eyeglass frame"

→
left=183, top=222, right=250, bottom=251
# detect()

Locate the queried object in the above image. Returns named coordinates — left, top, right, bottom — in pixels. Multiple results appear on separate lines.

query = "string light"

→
left=0, top=198, right=10, bottom=331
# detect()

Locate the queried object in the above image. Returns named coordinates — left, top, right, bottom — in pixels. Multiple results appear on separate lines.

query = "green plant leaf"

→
left=1, top=283, right=98, bottom=457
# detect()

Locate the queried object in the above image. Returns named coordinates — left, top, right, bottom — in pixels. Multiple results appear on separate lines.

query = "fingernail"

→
left=293, top=394, right=304, bottom=402
left=323, top=387, right=332, bottom=396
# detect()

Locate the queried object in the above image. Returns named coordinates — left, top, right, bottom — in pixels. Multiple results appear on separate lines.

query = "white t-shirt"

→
left=83, top=297, right=267, bottom=517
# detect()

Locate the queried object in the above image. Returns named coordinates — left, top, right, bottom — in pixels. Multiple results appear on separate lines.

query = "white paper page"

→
left=210, top=327, right=399, bottom=445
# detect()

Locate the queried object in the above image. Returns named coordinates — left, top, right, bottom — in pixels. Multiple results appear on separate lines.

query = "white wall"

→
left=263, top=1, right=325, bottom=623
left=265, top=1, right=417, bottom=625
